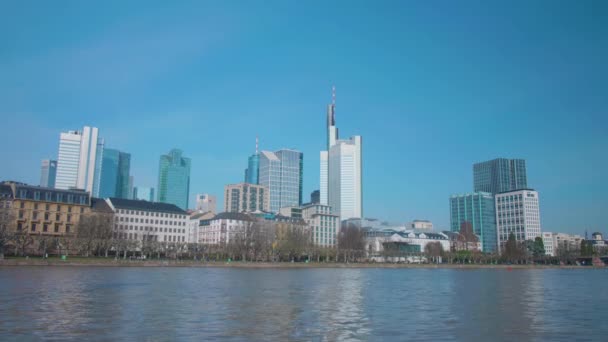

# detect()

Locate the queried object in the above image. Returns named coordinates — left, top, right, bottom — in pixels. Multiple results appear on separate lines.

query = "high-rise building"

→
left=495, top=189, right=542, bottom=254
left=40, top=159, right=57, bottom=188
left=259, top=149, right=303, bottom=213
left=224, top=183, right=269, bottom=213
left=196, top=194, right=217, bottom=213
left=128, top=176, right=134, bottom=199
left=320, top=87, right=363, bottom=222
left=302, top=203, right=339, bottom=247
left=55, top=126, right=104, bottom=194
left=244, top=137, right=260, bottom=184
left=133, top=187, right=155, bottom=202
left=157, top=149, right=191, bottom=210
left=98, top=148, right=131, bottom=199
left=473, top=158, right=527, bottom=194
left=310, top=190, right=320, bottom=204
left=449, top=192, right=497, bottom=253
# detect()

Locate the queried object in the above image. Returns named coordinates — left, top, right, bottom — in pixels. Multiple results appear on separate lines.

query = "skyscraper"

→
left=244, top=137, right=260, bottom=184
left=473, top=158, right=527, bottom=194
left=495, top=189, right=542, bottom=253
left=449, top=192, right=497, bottom=253
left=55, top=126, right=103, bottom=194
left=196, top=194, right=217, bottom=213
left=320, top=87, right=363, bottom=222
left=157, top=149, right=191, bottom=210
left=98, top=148, right=131, bottom=199
left=259, top=149, right=303, bottom=213
left=133, top=187, right=155, bottom=202
left=224, top=183, right=269, bottom=213
left=40, top=159, right=57, bottom=188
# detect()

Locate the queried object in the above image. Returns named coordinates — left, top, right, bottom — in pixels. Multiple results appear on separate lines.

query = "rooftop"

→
left=108, top=198, right=187, bottom=214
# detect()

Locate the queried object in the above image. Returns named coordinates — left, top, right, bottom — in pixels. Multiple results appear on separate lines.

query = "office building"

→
left=495, top=189, right=542, bottom=254
left=449, top=192, right=498, bottom=253
left=133, top=187, right=155, bottom=202
left=55, top=127, right=104, bottom=194
left=310, top=190, right=320, bottom=204
left=259, top=149, right=303, bottom=213
left=195, top=194, right=217, bottom=213
left=106, top=198, right=188, bottom=243
left=98, top=148, right=131, bottom=199
left=224, top=183, right=269, bottom=213
left=244, top=137, right=260, bottom=184
left=302, top=203, right=339, bottom=247
left=157, top=149, right=191, bottom=210
left=320, top=87, right=363, bottom=222
left=473, top=158, right=527, bottom=194
left=40, top=159, right=57, bottom=188
left=409, top=220, right=433, bottom=230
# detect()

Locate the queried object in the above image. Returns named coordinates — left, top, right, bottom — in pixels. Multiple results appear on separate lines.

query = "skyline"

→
left=1, top=1, right=607, bottom=235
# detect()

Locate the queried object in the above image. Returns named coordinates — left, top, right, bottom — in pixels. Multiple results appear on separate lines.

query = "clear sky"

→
left=1, top=0, right=606, bottom=235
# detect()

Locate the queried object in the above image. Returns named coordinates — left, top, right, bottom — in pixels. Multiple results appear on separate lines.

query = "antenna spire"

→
left=332, top=85, right=336, bottom=106
left=255, top=136, right=259, bottom=154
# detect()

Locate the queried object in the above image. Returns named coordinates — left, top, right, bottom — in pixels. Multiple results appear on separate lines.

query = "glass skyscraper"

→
left=473, top=158, right=527, bottom=194
left=259, top=149, right=303, bottom=213
left=157, top=149, right=191, bottom=210
left=450, top=192, right=497, bottom=253
left=40, top=159, right=57, bottom=188
left=245, top=153, right=259, bottom=184
left=99, top=148, right=131, bottom=199
left=133, top=186, right=155, bottom=202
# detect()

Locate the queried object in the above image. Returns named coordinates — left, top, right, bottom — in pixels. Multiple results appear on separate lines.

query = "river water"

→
left=0, top=267, right=606, bottom=341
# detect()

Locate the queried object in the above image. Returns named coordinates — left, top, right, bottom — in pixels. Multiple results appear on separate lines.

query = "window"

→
left=31, top=223, right=37, bottom=232
left=45, top=204, right=50, bottom=210
left=43, top=224, right=48, bottom=232
left=33, top=212, right=38, bottom=220
left=54, top=224, right=59, bottom=233
left=56, top=213, right=61, bottom=221
left=17, top=222, right=23, bottom=231
left=68, top=206, right=72, bottom=213
left=20, top=202, right=24, bottom=209
left=66, top=225, right=71, bottom=233
left=80, top=207, right=84, bottom=213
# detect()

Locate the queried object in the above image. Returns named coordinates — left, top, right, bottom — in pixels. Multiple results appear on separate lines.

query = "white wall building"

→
left=198, top=212, right=253, bottom=245
left=106, top=198, right=188, bottom=243
left=365, top=229, right=451, bottom=257
left=409, top=220, right=433, bottom=230
left=196, top=194, right=217, bottom=213
left=56, top=126, right=103, bottom=195
left=542, top=232, right=555, bottom=256
left=302, top=204, right=339, bottom=247
left=188, top=211, right=215, bottom=244
left=495, top=189, right=542, bottom=254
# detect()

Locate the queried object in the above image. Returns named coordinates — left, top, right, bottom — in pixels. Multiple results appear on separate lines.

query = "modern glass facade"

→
left=473, top=158, right=527, bottom=194
left=157, top=149, right=191, bottom=210
left=99, top=148, right=131, bottom=199
left=449, top=192, right=497, bottom=253
left=259, top=149, right=303, bottom=213
left=245, top=153, right=260, bottom=184
left=40, top=159, right=57, bottom=188
left=133, top=186, right=154, bottom=202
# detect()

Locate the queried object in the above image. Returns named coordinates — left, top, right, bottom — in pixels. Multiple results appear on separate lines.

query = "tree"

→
left=337, top=224, right=365, bottom=262
left=424, top=242, right=444, bottom=263
left=580, top=240, right=594, bottom=257
left=0, top=200, right=15, bottom=259
left=503, top=233, right=519, bottom=262
left=532, top=237, right=545, bottom=258
left=76, top=212, right=113, bottom=257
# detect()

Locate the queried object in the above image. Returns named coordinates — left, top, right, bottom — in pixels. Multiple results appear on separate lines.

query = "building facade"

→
left=40, top=159, right=57, bottom=188
left=133, top=187, right=155, bottom=202
left=188, top=211, right=215, bottom=244
left=495, top=189, right=542, bottom=254
left=198, top=212, right=253, bottom=245
left=99, top=148, right=131, bottom=199
left=106, top=198, right=188, bottom=243
left=195, top=194, right=217, bottom=213
left=302, top=204, right=339, bottom=247
left=409, top=220, right=433, bottom=230
left=224, top=183, right=269, bottom=213
left=259, top=149, right=303, bottom=213
left=55, top=127, right=104, bottom=195
left=157, top=149, right=191, bottom=210
left=364, top=229, right=450, bottom=258
left=473, top=158, right=527, bottom=194
left=449, top=192, right=497, bottom=253
left=1, top=181, right=91, bottom=236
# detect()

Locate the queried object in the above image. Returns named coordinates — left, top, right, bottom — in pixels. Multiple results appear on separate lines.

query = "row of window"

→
left=114, top=224, right=185, bottom=234
left=19, top=211, right=76, bottom=222
left=117, top=209, right=186, bottom=219
left=18, top=222, right=72, bottom=233
left=17, top=202, right=84, bottom=213
left=118, top=216, right=185, bottom=226
left=17, top=190, right=88, bottom=205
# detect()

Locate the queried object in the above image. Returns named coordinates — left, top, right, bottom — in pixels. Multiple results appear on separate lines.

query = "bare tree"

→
left=337, top=224, right=365, bottom=263
left=76, top=212, right=113, bottom=257
left=424, top=242, right=444, bottom=263
left=0, top=200, right=15, bottom=259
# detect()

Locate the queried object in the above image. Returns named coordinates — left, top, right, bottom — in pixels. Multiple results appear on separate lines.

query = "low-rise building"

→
left=409, top=220, right=433, bottom=230
left=106, top=198, right=188, bottom=243
left=364, top=228, right=450, bottom=257
left=542, top=232, right=556, bottom=256
left=199, top=212, right=253, bottom=245
left=301, top=204, right=339, bottom=247
left=188, top=211, right=214, bottom=243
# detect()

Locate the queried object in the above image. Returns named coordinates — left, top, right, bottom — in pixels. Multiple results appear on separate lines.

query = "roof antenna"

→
left=332, top=85, right=336, bottom=106
left=255, top=135, right=259, bottom=154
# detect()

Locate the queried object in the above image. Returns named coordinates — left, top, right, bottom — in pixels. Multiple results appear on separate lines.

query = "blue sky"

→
left=1, top=0, right=606, bottom=235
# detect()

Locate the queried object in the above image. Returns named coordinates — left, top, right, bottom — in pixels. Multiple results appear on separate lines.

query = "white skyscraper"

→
left=320, top=87, right=363, bottom=222
left=55, top=126, right=103, bottom=194
left=495, top=189, right=542, bottom=254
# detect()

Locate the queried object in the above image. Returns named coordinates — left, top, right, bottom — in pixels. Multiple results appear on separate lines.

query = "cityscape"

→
left=1, top=1, right=607, bottom=341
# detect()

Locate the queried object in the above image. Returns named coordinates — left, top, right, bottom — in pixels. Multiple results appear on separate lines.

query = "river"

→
left=0, top=267, right=606, bottom=341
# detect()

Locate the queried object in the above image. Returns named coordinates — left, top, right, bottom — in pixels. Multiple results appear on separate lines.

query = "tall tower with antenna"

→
left=245, top=136, right=260, bottom=184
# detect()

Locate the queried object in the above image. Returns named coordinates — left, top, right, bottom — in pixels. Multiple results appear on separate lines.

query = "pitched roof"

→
left=108, top=198, right=187, bottom=214
left=212, top=212, right=253, bottom=222
left=190, top=211, right=214, bottom=220
left=91, top=198, right=114, bottom=213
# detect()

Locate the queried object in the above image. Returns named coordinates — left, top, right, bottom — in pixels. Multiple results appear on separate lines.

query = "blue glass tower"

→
left=157, top=149, right=191, bottom=210
left=449, top=192, right=497, bottom=253
left=473, top=158, right=527, bottom=194
left=99, top=148, right=131, bottom=199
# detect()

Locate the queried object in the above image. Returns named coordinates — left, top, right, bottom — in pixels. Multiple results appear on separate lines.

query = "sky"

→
left=0, top=0, right=606, bottom=235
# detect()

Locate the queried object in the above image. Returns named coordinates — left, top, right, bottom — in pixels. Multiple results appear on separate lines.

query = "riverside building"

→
left=301, top=203, right=339, bottom=247
left=224, top=183, right=269, bottom=213
left=449, top=192, right=498, bottom=253
left=495, top=189, right=542, bottom=253
left=157, top=149, right=191, bottom=210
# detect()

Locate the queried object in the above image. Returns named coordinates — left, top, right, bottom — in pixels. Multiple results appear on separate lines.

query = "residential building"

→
left=320, top=87, right=363, bottom=222
left=449, top=192, right=497, bottom=253
left=541, top=232, right=584, bottom=256
left=195, top=194, right=216, bottom=213
left=409, top=220, right=433, bottom=230
left=98, top=148, right=131, bottom=199
left=133, top=187, right=155, bottom=202
left=188, top=211, right=214, bottom=244
left=1, top=181, right=91, bottom=236
left=442, top=230, right=482, bottom=252
left=302, top=203, right=339, bottom=247
left=473, top=158, right=527, bottom=194
left=495, top=189, right=542, bottom=254
left=198, top=212, right=253, bottom=245
left=259, top=149, right=303, bottom=213
left=55, top=126, right=104, bottom=194
left=310, top=190, right=320, bottom=204
left=542, top=232, right=555, bottom=256
left=157, top=149, right=191, bottom=210
left=224, top=183, right=269, bottom=213
left=105, top=197, right=188, bottom=243
left=40, top=159, right=57, bottom=188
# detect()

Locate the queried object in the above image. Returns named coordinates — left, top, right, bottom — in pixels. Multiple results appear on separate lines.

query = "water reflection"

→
left=0, top=267, right=607, bottom=341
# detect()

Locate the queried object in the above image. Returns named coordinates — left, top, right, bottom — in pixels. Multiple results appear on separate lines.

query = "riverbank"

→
left=0, top=258, right=603, bottom=269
